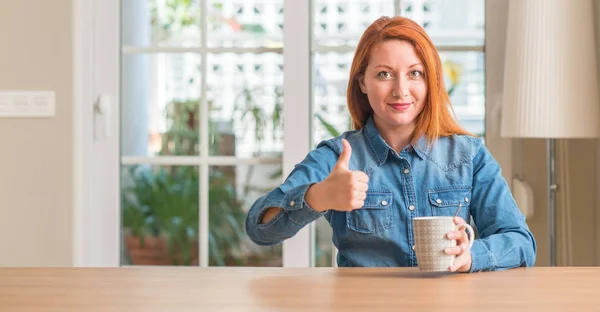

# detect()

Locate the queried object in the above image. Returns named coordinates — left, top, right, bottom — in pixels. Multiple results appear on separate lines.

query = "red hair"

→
left=347, top=16, right=473, bottom=144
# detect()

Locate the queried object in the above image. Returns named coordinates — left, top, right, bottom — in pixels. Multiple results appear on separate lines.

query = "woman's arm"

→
left=469, top=143, right=537, bottom=272
left=245, top=145, right=337, bottom=246
left=260, top=180, right=332, bottom=224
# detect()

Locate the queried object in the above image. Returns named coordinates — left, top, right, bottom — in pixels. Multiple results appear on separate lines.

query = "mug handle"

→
left=456, top=223, right=475, bottom=252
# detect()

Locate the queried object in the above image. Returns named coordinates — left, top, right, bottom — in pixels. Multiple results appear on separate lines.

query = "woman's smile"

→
left=388, top=102, right=412, bottom=111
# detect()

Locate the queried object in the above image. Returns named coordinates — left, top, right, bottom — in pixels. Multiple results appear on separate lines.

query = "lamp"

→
left=501, top=0, right=600, bottom=266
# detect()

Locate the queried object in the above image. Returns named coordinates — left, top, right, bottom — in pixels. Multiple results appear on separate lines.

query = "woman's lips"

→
left=388, top=103, right=411, bottom=111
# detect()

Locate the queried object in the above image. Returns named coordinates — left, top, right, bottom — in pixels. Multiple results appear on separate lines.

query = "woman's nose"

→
left=393, top=77, right=409, bottom=98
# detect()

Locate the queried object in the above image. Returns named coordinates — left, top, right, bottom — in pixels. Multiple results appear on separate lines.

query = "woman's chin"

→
left=381, top=119, right=416, bottom=130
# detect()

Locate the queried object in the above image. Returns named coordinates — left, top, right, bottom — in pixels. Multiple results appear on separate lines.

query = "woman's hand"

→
left=305, top=139, right=369, bottom=212
left=446, top=216, right=472, bottom=272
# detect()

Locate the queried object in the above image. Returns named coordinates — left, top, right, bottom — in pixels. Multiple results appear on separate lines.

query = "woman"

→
left=245, top=16, right=536, bottom=272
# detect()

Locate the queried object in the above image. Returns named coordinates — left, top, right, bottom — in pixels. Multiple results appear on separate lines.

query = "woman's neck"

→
left=373, top=117, right=415, bottom=154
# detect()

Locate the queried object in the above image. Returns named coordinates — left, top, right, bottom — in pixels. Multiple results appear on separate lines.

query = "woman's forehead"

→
left=367, top=40, right=422, bottom=67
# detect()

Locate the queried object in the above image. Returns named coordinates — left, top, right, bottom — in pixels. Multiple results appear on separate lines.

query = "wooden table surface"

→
left=0, top=267, right=598, bottom=311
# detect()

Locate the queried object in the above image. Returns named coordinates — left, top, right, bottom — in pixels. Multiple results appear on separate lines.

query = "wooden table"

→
left=0, top=267, right=598, bottom=311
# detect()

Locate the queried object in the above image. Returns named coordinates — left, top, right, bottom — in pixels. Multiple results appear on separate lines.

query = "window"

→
left=311, top=0, right=485, bottom=266
left=120, top=0, right=285, bottom=267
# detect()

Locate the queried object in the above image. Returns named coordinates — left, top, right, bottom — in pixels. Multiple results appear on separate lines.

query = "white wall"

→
left=0, top=0, right=73, bottom=266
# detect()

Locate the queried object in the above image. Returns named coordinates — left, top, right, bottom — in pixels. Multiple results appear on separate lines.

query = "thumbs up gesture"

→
left=305, top=139, right=370, bottom=212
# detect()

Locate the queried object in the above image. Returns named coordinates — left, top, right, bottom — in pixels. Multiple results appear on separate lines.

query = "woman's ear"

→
left=358, top=74, right=367, bottom=94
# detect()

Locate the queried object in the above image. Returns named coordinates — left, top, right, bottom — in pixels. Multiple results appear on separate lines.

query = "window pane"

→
left=313, top=52, right=353, bottom=147
left=209, top=165, right=283, bottom=266
left=399, top=0, right=485, bottom=46
left=207, top=1, right=283, bottom=48
left=440, top=51, right=485, bottom=137
left=122, top=53, right=201, bottom=157
left=121, top=0, right=201, bottom=47
left=121, top=165, right=199, bottom=266
left=207, top=53, right=284, bottom=157
left=313, top=0, right=395, bottom=47
left=315, top=217, right=334, bottom=267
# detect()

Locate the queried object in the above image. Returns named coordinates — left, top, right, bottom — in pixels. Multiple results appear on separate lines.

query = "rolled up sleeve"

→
left=245, top=145, right=337, bottom=246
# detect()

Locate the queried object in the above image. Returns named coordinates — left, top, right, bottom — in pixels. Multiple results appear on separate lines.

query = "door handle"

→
left=95, top=94, right=112, bottom=138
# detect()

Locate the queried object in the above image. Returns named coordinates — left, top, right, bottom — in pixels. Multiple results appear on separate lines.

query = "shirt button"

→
left=408, top=205, right=415, bottom=211
left=381, top=200, right=388, bottom=206
left=289, top=200, right=295, bottom=207
left=404, top=169, right=410, bottom=174
left=436, top=199, right=442, bottom=204
left=411, top=245, right=415, bottom=250
left=465, top=198, right=469, bottom=203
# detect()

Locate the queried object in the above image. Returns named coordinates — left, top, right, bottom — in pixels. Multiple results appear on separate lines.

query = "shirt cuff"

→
left=281, top=184, right=326, bottom=226
left=469, top=240, right=496, bottom=272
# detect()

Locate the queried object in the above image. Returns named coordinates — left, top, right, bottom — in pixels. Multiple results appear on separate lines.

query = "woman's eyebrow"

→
left=373, top=63, right=423, bottom=70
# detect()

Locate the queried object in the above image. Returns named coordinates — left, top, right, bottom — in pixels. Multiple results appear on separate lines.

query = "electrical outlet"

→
left=0, top=91, right=55, bottom=117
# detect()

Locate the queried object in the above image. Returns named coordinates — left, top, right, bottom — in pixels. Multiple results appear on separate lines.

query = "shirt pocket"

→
left=428, top=187, right=471, bottom=220
left=346, top=191, right=393, bottom=234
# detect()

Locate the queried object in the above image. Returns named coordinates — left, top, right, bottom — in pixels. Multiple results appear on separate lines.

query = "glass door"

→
left=119, top=0, right=311, bottom=267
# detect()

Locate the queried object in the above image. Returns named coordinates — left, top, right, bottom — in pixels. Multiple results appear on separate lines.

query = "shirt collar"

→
left=363, top=116, right=427, bottom=164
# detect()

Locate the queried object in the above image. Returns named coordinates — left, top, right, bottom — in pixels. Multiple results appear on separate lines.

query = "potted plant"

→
left=122, top=165, right=199, bottom=265
left=122, top=92, right=283, bottom=266
left=122, top=97, right=245, bottom=266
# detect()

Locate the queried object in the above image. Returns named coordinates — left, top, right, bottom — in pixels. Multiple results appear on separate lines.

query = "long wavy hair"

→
left=347, top=16, right=473, bottom=144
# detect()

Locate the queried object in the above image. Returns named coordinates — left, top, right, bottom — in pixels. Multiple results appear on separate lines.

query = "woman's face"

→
left=359, top=39, right=427, bottom=134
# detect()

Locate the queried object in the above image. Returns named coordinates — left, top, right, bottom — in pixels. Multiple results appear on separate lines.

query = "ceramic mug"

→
left=413, top=216, right=475, bottom=272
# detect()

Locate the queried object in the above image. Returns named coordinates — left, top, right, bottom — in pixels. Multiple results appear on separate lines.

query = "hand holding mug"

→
left=446, top=216, right=473, bottom=272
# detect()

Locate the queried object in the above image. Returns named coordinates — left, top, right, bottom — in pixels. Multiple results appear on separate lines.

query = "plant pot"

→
left=222, top=253, right=283, bottom=267
left=125, top=235, right=198, bottom=266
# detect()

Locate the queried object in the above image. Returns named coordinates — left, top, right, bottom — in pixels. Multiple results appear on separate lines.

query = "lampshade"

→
left=501, top=0, right=600, bottom=138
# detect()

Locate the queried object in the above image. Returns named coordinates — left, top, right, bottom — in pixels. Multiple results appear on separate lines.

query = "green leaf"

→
left=316, top=114, right=341, bottom=137
left=241, top=24, right=265, bottom=34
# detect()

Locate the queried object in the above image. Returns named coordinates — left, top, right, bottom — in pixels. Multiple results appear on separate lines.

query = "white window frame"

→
left=73, top=0, right=509, bottom=267
left=73, top=0, right=121, bottom=267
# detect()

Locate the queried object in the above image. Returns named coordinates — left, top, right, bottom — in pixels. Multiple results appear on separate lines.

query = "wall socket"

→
left=0, top=91, right=55, bottom=117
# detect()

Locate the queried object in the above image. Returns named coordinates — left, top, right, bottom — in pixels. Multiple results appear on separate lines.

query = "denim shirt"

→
left=245, top=117, right=536, bottom=272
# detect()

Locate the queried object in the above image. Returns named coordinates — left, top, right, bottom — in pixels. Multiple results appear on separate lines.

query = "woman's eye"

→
left=409, top=70, right=423, bottom=78
left=377, top=71, right=392, bottom=79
